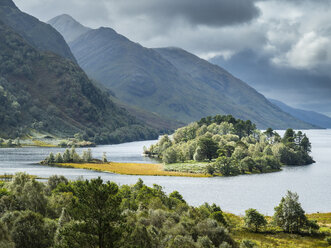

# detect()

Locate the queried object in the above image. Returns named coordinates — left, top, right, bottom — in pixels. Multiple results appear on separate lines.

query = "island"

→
left=144, top=115, right=314, bottom=176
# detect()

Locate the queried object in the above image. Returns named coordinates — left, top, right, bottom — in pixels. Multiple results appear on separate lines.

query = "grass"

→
left=164, top=161, right=210, bottom=174
left=31, top=140, right=57, bottom=147
left=53, top=162, right=211, bottom=177
left=225, top=212, right=331, bottom=248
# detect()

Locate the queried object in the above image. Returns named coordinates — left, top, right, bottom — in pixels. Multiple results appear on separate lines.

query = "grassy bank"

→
left=52, top=162, right=211, bottom=177
left=225, top=212, right=331, bottom=247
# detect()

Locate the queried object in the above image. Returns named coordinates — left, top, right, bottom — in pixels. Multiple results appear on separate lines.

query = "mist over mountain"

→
left=49, top=14, right=315, bottom=130
left=48, top=14, right=91, bottom=43
left=269, top=99, right=331, bottom=129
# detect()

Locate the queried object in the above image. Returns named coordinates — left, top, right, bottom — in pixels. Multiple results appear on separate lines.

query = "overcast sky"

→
left=14, top=0, right=331, bottom=116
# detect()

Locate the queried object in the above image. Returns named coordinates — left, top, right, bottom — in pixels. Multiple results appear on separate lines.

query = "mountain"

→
left=0, top=19, right=157, bottom=143
left=0, top=0, right=76, bottom=61
left=48, top=14, right=91, bottom=43
left=210, top=49, right=331, bottom=117
left=269, top=99, right=331, bottom=128
left=50, top=15, right=315, bottom=129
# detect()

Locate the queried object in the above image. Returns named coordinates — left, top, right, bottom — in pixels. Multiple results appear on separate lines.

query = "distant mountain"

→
left=269, top=99, right=331, bottom=128
left=210, top=49, right=331, bottom=117
left=0, top=0, right=76, bottom=61
left=48, top=14, right=91, bottom=43
left=0, top=20, right=157, bottom=143
left=50, top=15, right=315, bottom=129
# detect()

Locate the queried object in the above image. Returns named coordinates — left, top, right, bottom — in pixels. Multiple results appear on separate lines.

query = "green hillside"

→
left=0, top=20, right=157, bottom=143
left=51, top=15, right=316, bottom=129
left=0, top=0, right=76, bottom=61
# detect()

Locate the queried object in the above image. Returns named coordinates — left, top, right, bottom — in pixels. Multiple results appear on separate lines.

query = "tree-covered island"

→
left=144, top=115, right=314, bottom=176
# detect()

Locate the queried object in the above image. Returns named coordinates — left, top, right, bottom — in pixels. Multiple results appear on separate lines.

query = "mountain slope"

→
left=269, top=99, right=331, bottom=128
left=210, top=49, right=331, bottom=117
left=51, top=15, right=315, bottom=129
left=154, top=48, right=317, bottom=129
left=0, top=0, right=76, bottom=61
left=48, top=14, right=91, bottom=43
left=0, top=20, right=157, bottom=143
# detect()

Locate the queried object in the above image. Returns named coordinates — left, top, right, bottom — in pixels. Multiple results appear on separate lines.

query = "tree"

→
left=163, top=147, right=177, bottom=163
left=300, top=135, right=311, bottom=153
left=47, top=175, right=68, bottom=192
left=169, top=191, right=186, bottom=203
left=264, top=128, right=274, bottom=138
left=11, top=211, right=54, bottom=248
left=69, top=178, right=122, bottom=248
left=244, top=208, right=267, bottom=232
left=102, top=152, right=107, bottom=163
left=82, top=149, right=93, bottom=162
left=54, top=153, right=63, bottom=163
left=283, top=129, right=295, bottom=143
left=273, top=191, right=308, bottom=233
left=214, top=156, right=239, bottom=176
left=63, top=148, right=71, bottom=162
left=49, top=152, right=55, bottom=164
left=198, top=137, right=219, bottom=161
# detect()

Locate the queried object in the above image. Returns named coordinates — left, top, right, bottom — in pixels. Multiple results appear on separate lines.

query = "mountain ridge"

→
left=269, top=99, right=331, bottom=128
left=0, top=1, right=76, bottom=61
left=49, top=14, right=316, bottom=130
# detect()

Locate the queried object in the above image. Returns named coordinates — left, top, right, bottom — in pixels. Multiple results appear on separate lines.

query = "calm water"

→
left=0, top=130, right=330, bottom=215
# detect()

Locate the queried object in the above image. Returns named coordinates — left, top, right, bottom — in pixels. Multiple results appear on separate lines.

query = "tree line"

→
left=41, top=147, right=107, bottom=165
left=0, top=173, right=327, bottom=248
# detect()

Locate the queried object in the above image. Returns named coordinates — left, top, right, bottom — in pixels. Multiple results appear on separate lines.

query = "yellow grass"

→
left=31, top=140, right=57, bottom=147
left=56, top=162, right=210, bottom=177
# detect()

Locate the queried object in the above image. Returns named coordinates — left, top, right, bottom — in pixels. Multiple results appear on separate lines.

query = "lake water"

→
left=0, top=130, right=330, bottom=215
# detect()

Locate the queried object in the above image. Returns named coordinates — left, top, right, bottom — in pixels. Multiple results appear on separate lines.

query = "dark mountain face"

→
left=269, top=99, right=331, bottom=129
left=50, top=15, right=315, bottom=129
left=0, top=0, right=76, bottom=62
left=48, top=14, right=91, bottom=43
left=0, top=20, right=157, bottom=143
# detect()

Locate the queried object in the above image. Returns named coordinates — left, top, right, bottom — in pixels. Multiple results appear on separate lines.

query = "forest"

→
left=145, top=115, right=314, bottom=176
left=0, top=173, right=330, bottom=248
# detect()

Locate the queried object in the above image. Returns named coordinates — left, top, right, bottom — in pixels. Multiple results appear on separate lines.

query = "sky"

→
left=14, top=0, right=331, bottom=116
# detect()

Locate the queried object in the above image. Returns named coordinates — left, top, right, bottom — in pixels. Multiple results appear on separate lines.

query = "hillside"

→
left=48, top=14, right=91, bottom=43
left=0, top=20, right=157, bottom=143
left=0, top=0, right=76, bottom=61
left=269, top=99, right=331, bottom=128
left=49, top=15, right=315, bottom=129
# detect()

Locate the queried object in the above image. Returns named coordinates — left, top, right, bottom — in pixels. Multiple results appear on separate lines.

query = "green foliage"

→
left=273, top=191, right=311, bottom=233
left=239, top=239, right=258, bottom=248
left=146, top=115, right=313, bottom=177
left=10, top=211, right=55, bottom=248
left=244, top=208, right=267, bottom=232
left=325, top=236, right=331, bottom=245
left=0, top=173, right=327, bottom=247
left=42, top=147, right=102, bottom=165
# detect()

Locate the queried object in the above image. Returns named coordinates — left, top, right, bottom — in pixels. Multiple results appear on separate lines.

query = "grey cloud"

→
left=115, top=0, right=261, bottom=27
